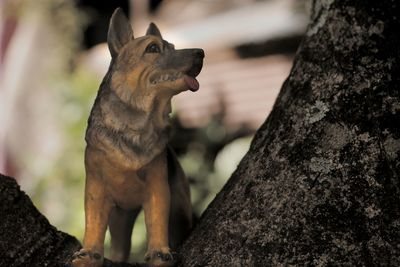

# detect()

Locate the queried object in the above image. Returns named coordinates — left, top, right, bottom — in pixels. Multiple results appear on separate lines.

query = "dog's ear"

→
left=108, top=8, right=133, bottom=58
left=146, top=22, right=162, bottom=38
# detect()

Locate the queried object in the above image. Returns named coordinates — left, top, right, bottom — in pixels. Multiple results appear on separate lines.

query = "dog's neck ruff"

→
left=86, top=89, right=171, bottom=169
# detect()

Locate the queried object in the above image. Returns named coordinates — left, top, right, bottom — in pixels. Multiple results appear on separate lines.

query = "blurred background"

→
left=0, top=0, right=309, bottom=261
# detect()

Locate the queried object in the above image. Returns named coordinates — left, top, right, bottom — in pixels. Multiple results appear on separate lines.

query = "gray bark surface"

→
left=179, top=0, right=400, bottom=266
left=1, top=0, right=400, bottom=266
left=0, top=174, right=80, bottom=267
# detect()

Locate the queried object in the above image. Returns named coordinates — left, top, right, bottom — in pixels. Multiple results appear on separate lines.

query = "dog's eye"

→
left=145, top=43, right=161, bottom=53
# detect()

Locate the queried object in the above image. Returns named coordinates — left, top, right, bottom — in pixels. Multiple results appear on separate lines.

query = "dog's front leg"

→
left=143, top=154, right=174, bottom=267
left=72, top=174, right=112, bottom=267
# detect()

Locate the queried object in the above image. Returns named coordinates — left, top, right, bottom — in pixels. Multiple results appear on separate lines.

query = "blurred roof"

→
left=174, top=53, right=293, bottom=130
left=158, top=0, right=307, bottom=50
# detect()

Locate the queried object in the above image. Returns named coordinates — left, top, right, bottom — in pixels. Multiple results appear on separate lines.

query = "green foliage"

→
left=31, top=66, right=98, bottom=238
left=175, top=124, right=252, bottom=215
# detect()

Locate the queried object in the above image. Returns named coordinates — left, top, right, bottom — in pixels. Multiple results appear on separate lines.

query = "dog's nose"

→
left=194, top=49, right=205, bottom=59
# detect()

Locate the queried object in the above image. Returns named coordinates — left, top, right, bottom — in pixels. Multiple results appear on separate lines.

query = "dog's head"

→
left=107, top=8, right=204, bottom=105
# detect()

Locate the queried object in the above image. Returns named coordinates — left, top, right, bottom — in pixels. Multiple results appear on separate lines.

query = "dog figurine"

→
left=72, top=8, right=204, bottom=267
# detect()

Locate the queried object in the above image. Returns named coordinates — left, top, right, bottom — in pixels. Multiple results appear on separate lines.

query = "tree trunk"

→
left=1, top=0, right=400, bottom=266
left=179, top=0, right=400, bottom=266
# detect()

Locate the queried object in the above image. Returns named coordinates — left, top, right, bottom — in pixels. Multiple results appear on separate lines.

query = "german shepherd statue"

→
left=72, top=8, right=204, bottom=267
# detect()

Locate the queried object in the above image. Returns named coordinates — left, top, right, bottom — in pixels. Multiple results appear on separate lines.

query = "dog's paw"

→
left=144, top=247, right=175, bottom=267
left=71, top=249, right=103, bottom=267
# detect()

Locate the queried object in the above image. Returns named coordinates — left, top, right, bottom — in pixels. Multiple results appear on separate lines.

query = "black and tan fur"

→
left=71, top=8, right=204, bottom=267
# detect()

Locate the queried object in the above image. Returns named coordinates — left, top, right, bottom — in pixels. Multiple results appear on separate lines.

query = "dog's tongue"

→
left=184, top=75, right=199, bottom=92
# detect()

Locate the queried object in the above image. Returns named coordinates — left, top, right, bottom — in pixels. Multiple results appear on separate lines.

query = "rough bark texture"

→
left=1, top=0, right=400, bottom=266
left=179, top=0, right=400, bottom=266
left=0, top=174, right=80, bottom=267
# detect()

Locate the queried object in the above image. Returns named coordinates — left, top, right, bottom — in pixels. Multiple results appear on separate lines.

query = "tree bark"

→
left=179, top=0, right=400, bottom=266
left=0, top=174, right=80, bottom=267
left=1, top=0, right=400, bottom=266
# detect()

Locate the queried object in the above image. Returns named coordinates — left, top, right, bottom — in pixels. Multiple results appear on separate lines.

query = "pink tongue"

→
left=184, top=75, right=200, bottom=92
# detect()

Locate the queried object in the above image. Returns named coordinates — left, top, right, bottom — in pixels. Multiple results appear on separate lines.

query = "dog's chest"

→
left=86, top=122, right=168, bottom=170
left=106, top=169, right=148, bottom=209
